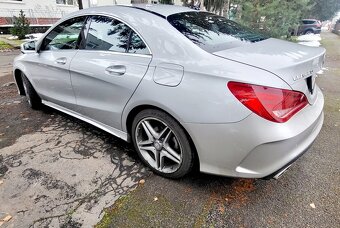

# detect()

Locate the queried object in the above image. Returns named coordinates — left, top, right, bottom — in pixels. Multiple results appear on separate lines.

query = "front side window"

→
left=85, top=16, right=150, bottom=55
left=41, top=17, right=86, bottom=51
left=168, top=12, right=267, bottom=53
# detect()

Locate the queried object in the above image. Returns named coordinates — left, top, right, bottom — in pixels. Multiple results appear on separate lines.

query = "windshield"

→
left=167, top=11, right=267, bottom=53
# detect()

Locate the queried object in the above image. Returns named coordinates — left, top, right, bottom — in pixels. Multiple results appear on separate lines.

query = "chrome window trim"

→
left=76, top=49, right=152, bottom=58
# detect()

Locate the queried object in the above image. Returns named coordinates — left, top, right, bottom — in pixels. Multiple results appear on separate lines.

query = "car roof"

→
left=128, top=4, right=195, bottom=17
left=74, top=4, right=195, bottom=18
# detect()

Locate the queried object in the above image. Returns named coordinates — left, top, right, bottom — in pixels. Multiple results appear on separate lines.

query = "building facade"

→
left=0, top=0, right=183, bottom=33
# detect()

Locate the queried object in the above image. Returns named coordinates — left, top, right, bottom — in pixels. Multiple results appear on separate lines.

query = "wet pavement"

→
left=0, top=50, right=149, bottom=227
left=0, top=114, right=148, bottom=227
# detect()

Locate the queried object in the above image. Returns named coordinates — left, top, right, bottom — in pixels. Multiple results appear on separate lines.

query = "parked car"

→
left=14, top=5, right=325, bottom=179
left=298, top=19, right=322, bottom=35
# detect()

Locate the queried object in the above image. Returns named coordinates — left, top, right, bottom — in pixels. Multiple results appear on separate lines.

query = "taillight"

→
left=227, top=81, right=308, bottom=123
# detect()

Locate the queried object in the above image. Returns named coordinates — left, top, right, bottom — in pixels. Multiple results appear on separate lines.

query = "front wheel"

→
left=304, top=30, right=314, bottom=35
left=21, top=73, right=41, bottom=109
left=131, top=109, right=194, bottom=178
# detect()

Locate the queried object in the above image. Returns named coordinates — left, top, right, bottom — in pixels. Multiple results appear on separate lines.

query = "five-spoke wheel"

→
left=132, top=109, right=194, bottom=178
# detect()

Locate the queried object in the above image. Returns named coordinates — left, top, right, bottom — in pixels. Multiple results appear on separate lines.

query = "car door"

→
left=26, top=16, right=87, bottom=110
left=70, top=15, right=152, bottom=130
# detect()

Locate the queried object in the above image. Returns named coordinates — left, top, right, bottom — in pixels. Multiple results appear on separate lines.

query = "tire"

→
left=304, top=30, right=314, bottom=35
left=131, top=109, right=194, bottom=178
left=21, top=73, right=41, bottom=109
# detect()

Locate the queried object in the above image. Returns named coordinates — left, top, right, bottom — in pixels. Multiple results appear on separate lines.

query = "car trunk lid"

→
left=213, top=38, right=325, bottom=104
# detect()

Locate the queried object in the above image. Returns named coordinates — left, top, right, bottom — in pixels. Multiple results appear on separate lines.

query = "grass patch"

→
left=9, top=39, right=26, bottom=47
left=287, top=36, right=298, bottom=43
left=0, top=41, right=13, bottom=50
left=95, top=188, right=181, bottom=228
left=95, top=182, right=208, bottom=228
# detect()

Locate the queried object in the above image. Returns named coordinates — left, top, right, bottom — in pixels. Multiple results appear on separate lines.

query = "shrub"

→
left=10, top=10, right=30, bottom=40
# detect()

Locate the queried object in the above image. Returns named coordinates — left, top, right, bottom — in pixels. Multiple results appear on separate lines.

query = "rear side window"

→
left=128, top=31, right=149, bottom=55
left=41, top=16, right=86, bottom=51
left=84, top=15, right=150, bottom=55
left=168, top=12, right=267, bottom=53
left=85, top=16, right=130, bottom=52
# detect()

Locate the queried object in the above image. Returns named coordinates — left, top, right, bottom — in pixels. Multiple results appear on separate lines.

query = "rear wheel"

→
left=131, top=109, right=194, bottom=178
left=21, top=73, right=41, bottom=109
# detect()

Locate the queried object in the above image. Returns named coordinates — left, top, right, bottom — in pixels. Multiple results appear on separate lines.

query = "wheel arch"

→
left=14, top=68, right=25, bottom=95
left=304, top=28, right=314, bottom=34
left=125, top=104, right=200, bottom=171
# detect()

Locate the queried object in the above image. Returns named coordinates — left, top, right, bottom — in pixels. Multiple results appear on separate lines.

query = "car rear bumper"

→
left=183, top=88, right=324, bottom=178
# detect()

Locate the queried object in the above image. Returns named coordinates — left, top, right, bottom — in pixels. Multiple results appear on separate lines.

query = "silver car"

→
left=14, top=5, right=325, bottom=179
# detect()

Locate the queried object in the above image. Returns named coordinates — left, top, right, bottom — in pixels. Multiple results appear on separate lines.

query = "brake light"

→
left=227, top=81, right=308, bottom=123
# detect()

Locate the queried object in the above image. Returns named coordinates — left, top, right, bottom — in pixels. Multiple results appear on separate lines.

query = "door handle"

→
left=55, top=57, right=67, bottom=65
left=105, top=65, right=126, bottom=76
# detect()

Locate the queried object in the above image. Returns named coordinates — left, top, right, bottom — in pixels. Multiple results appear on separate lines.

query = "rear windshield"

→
left=302, top=20, right=316, bottom=24
left=167, top=11, right=267, bottom=53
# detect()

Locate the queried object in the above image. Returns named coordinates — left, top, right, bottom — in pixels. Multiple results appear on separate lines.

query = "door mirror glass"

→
left=20, top=40, right=36, bottom=54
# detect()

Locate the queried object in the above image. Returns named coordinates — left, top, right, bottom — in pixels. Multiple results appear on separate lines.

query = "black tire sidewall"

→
left=131, top=109, right=194, bottom=179
left=21, top=74, right=41, bottom=109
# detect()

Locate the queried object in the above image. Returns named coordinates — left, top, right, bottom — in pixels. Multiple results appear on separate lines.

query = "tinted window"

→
left=302, top=20, right=317, bottom=25
left=167, top=12, right=267, bottom=53
left=128, top=31, right=149, bottom=55
left=84, top=16, right=150, bottom=55
left=85, top=16, right=130, bottom=52
left=41, top=17, right=85, bottom=51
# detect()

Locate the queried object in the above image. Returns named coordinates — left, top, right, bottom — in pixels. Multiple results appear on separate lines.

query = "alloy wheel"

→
left=135, top=117, right=182, bottom=173
left=22, top=79, right=31, bottom=106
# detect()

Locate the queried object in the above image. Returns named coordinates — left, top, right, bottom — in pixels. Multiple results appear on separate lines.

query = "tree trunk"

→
left=78, top=0, right=83, bottom=10
left=226, top=0, right=230, bottom=18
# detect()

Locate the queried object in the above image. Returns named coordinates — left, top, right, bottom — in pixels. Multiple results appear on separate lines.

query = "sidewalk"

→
left=0, top=35, right=23, bottom=49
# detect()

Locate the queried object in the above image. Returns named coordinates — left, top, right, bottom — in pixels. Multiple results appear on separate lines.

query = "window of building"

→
left=56, top=0, right=78, bottom=6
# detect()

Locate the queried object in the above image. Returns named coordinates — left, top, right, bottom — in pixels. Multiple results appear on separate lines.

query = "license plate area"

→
left=306, top=76, right=315, bottom=94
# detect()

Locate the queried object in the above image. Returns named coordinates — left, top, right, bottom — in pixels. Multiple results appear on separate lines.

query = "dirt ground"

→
left=0, top=32, right=339, bottom=228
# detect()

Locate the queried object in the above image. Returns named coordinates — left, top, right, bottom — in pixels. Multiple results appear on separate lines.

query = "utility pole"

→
left=78, top=0, right=83, bottom=9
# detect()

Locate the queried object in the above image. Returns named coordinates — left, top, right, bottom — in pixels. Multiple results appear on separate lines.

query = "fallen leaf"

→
left=139, top=179, right=145, bottom=184
left=310, top=203, right=316, bottom=209
left=218, top=205, right=225, bottom=214
left=153, top=197, right=158, bottom=201
left=1, top=215, right=12, bottom=222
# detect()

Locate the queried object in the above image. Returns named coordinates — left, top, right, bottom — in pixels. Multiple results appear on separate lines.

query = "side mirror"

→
left=20, top=40, right=36, bottom=54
